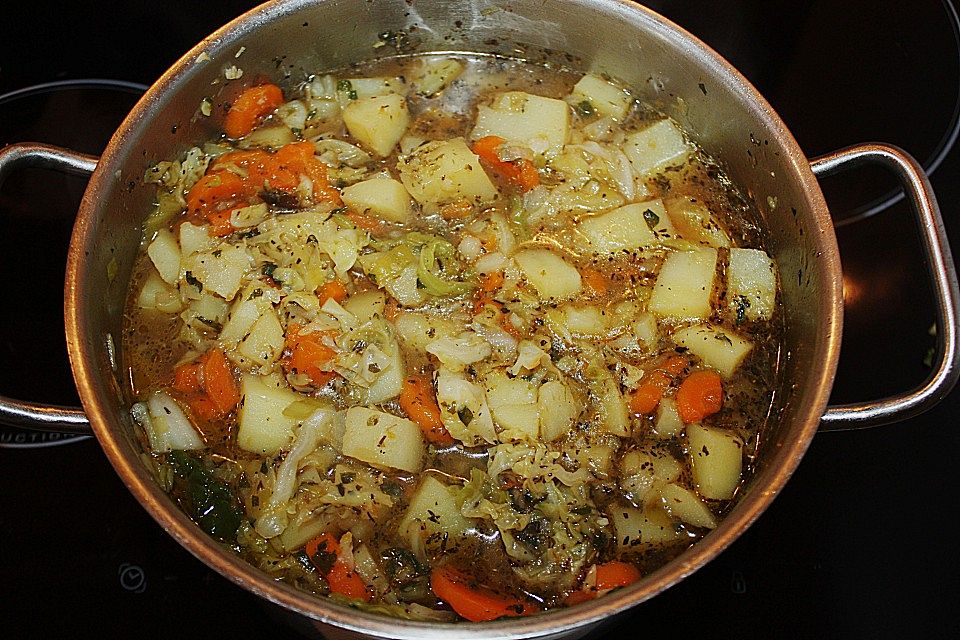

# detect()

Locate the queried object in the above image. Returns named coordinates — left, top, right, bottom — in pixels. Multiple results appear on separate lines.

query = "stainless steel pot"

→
left=1, top=1, right=957, bottom=638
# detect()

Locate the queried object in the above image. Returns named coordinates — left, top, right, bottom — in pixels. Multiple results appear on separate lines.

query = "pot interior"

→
left=65, top=1, right=842, bottom=637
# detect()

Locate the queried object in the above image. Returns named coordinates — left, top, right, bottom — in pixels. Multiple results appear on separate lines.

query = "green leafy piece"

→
left=168, top=451, right=243, bottom=541
left=415, top=237, right=473, bottom=297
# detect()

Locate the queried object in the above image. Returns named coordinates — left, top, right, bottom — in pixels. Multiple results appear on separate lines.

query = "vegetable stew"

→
left=123, top=54, right=782, bottom=621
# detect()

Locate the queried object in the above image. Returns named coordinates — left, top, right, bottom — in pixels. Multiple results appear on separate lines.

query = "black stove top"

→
left=2, top=2, right=958, bottom=638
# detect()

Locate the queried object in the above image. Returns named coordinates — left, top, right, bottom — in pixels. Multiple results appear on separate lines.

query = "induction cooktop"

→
left=1, top=2, right=957, bottom=638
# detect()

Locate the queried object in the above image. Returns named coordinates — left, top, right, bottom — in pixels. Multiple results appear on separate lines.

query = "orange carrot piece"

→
left=346, top=210, right=388, bottom=234
left=472, top=135, right=540, bottom=192
left=431, top=565, right=537, bottom=622
left=629, top=370, right=671, bottom=415
left=317, top=280, right=349, bottom=306
left=675, top=369, right=724, bottom=423
left=205, top=207, right=236, bottom=237
left=171, top=361, right=202, bottom=394
left=286, top=325, right=338, bottom=387
left=274, top=141, right=342, bottom=205
left=580, top=267, right=609, bottom=297
left=479, top=272, right=505, bottom=294
left=224, top=83, right=285, bottom=138
left=594, top=560, right=642, bottom=590
left=564, top=561, right=642, bottom=606
left=628, top=355, right=690, bottom=416
left=201, top=348, right=239, bottom=416
left=400, top=375, right=454, bottom=445
left=305, top=533, right=372, bottom=602
left=186, top=170, right=246, bottom=217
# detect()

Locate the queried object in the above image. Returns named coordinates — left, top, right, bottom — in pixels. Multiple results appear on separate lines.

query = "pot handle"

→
left=0, top=142, right=97, bottom=434
left=810, top=143, right=960, bottom=430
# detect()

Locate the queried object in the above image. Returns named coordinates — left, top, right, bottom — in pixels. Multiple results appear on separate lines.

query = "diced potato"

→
left=672, top=324, right=753, bottom=378
left=630, top=313, right=659, bottom=351
left=237, top=307, right=285, bottom=367
left=577, top=200, right=673, bottom=254
left=147, top=228, right=181, bottom=285
left=182, top=244, right=253, bottom=300
left=610, top=504, right=684, bottom=549
left=138, top=272, right=183, bottom=313
left=344, top=76, right=407, bottom=100
left=648, top=248, right=718, bottom=320
left=514, top=249, right=582, bottom=300
left=398, top=137, right=498, bottom=206
left=178, top=221, right=213, bottom=257
left=398, top=476, right=472, bottom=553
left=393, top=312, right=464, bottom=353
left=687, top=423, right=744, bottom=500
left=561, top=304, right=608, bottom=336
left=654, top=396, right=684, bottom=438
left=590, top=366, right=630, bottom=437
left=342, top=93, right=410, bottom=157
left=537, top=380, right=578, bottom=442
left=571, top=74, right=632, bottom=120
left=237, top=374, right=303, bottom=454
left=341, top=176, right=413, bottom=223
left=659, top=482, right=718, bottom=529
left=484, top=370, right=539, bottom=441
left=142, top=392, right=204, bottom=453
left=664, top=196, right=731, bottom=247
left=411, top=58, right=464, bottom=97
left=622, top=119, right=693, bottom=177
left=472, top=91, right=570, bottom=156
left=341, top=289, right=386, bottom=324
left=341, top=407, right=425, bottom=473
left=727, top=248, right=777, bottom=322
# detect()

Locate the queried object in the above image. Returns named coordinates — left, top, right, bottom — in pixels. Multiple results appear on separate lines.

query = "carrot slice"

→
left=305, top=533, right=372, bottom=602
left=629, top=370, right=671, bottom=415
left=400, top=375, right=454, bottom=445
left=472, top=135, right=540, bottom=192
left=675, top=369, right=724, bottom=423
left=317, top=280, right=349, bottom=306
left=431, top=565, right=537, bottom=622
left=580, top=267, right=609, bottom=297
left=201, top=348, right=239, bottom=416
left=628, top=355, right=690, bottom=416
left=186, top=170, right=246, bottom=218
left=564, top=561, right=642, bottom=606
left=224, top=83, right=285, bottom=138
left=285, top=324, right=338, bottom=386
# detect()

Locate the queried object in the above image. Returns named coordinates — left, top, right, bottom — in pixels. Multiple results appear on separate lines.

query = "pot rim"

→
left=64, top=0, right=842, bottom=637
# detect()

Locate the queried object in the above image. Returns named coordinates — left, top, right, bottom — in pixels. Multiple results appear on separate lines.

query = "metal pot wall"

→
left=0, top=1, right=957, bottom=638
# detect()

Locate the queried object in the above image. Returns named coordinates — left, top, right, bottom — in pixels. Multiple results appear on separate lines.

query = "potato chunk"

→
left=342, top=93, right=410, bottom=157
left=472, top=91, right=570, bottom=156
left=147, top=228, right=181, bottom=285
left=397, top=138, right=498, bottom=206
left=622, top=119, right=693, bottom=177
left=571, top=74, right=632, bottom=120
left=484, top=370, right=539, bottom=441
left=341, top=176, right=413, bottom=223
left=727, top=248, right=777, bottom=322
left=578, top=200, right=673, bottom=254
left=611, top=505, right=684, bottom=549
left=341, top=407, right=425, bottom=473
left=672, top=324, right=752, bottom=378
left=648, top=248, right=718, bottom=320
left=398, top=476, right=472, bottom=555
left=686, top=423, right=743, bottom=500
left=237, top=374, right=302, bottom=455
left=513, top=249, right=582, bottom=300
